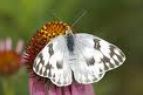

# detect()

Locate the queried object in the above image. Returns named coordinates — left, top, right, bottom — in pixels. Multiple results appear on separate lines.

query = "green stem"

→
left=2, top=78, right=15, bottom=95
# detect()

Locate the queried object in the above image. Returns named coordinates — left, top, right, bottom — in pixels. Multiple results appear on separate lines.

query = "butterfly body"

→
left=33, top=22, right=126, bottom=87
left=66, top=33, right=75, bottom=52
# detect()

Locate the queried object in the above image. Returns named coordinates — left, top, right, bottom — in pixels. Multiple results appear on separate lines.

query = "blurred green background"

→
left=0, top=0, right=143, bottom=95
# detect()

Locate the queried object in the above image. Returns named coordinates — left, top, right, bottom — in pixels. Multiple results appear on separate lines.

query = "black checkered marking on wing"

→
left=34, top=53, right=45, bottom=73
left=109, top=45, right=125, bottom=64
left=36, top=43, right=54, bottom=76
left=109, top=45, right=124, bottom=62
left=56, top=60, right=63, bottom=69
left=44, top=63, right=53, bottom=77
left=86, top=57, right=95, bottom=66
left=101, top=56, right=115, bottom=70
left=48, top=43, right=54, bottom=57
left=93, top=39, right=125, bottom=70
left=33, top=46, right=55, bottom=77
left=93, top=39, right=101, bottom=50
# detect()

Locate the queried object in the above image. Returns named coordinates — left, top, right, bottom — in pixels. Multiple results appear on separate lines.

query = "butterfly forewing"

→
left=33, top=35, right=72, bottom=87
left=75, top=33, right=126, bottom=71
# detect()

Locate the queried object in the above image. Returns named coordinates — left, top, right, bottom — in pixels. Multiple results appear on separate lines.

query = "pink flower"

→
left=23, top=21, right=96, bottom=95
left=29, top=77, right=95, bottom=95
left=0, top=37, right=24, bottom=76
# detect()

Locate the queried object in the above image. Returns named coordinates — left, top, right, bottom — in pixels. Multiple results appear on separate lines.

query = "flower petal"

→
left=55, top=87, right=62, bottom=95
left=62, top=86, right=72, bottom=95
left=71, top=83, right=95, bottom=95
left=48, top=85, right=57, bottom=95
left=21, top=52, right=29, bottom=64
left=29, top=78, right=47, bottom=95
left=0, top=40, right=5, bottom=51
left=29, top=77, right=95, bottom=95
left=16, top=40, right=24, bottom=54
left=5, top=37, right=12, bottom=51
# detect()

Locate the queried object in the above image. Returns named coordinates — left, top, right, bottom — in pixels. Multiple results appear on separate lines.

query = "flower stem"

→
left=2, top=78, right=15, bottom=95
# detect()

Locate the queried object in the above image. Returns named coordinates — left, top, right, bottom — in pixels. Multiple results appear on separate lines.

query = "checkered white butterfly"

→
left=33, top=31, right=126, bottom=87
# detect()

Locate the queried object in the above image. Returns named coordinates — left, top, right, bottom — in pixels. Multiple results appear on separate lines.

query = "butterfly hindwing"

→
left=71, top=33, right=126, bottom=84
left=33, top=35, right=72, bottom=87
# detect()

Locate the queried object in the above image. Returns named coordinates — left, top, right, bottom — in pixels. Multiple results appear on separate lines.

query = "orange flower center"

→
left=0, top=51, right=21, bottom=76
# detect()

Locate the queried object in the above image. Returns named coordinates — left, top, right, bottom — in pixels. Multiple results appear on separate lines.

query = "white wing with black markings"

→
left=33, top=35, right=72, bottom=87
left=71, top=33, right=126, bottom=84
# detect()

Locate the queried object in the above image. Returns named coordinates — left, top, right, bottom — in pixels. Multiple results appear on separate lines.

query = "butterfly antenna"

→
left=71, top=10, right=87, bottom=27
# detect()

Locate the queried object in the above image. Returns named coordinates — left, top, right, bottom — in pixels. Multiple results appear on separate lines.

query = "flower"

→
left=23, top=21, right=95, bottom=95
left=0, top=37, right=24, bottom=95
left=29, top=77, right=95, bottom=95
left=0, top=37, right=24, bottom=76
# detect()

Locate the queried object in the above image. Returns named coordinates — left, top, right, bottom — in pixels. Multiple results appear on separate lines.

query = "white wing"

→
left=33, top=35, right=72, bottom=87
left=72, top=33, right=126, bottom=84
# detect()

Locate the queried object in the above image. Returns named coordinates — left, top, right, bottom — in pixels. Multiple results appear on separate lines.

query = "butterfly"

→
left=33, top=28, right=126, bottom=87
